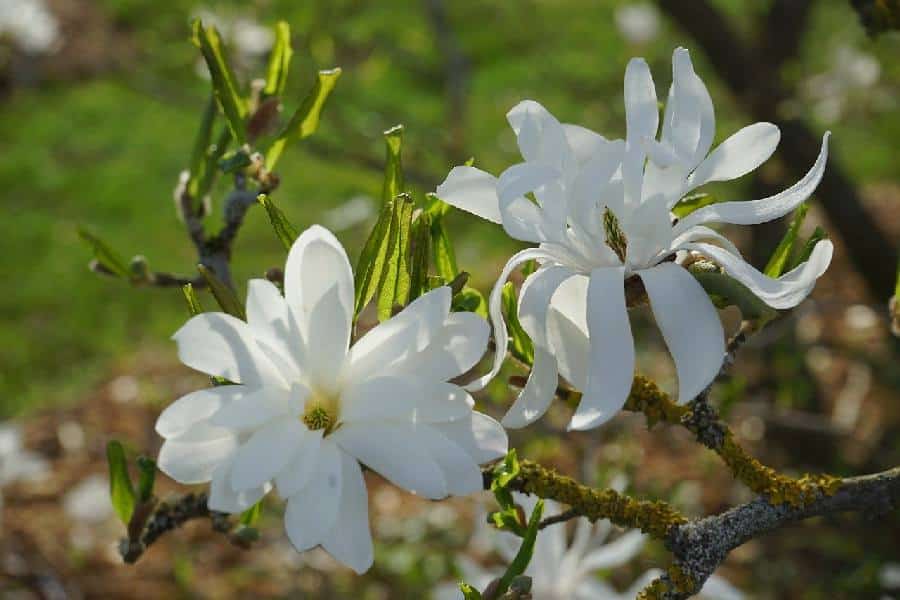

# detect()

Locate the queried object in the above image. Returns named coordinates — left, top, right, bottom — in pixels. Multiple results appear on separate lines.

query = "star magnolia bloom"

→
left=437, top=47, right=833, bottom=431
left=155, top=225, right=508, bottom=574
left=434, top=493, right=744, bottom=600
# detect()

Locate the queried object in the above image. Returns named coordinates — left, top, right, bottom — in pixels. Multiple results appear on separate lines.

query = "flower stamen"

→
left=602, top=207, right=628, bottom=263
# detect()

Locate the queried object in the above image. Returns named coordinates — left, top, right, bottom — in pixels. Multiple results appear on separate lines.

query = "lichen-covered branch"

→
left=482, top=460, right=687, bottom=539
left=638, top=466, right=900, bottom=599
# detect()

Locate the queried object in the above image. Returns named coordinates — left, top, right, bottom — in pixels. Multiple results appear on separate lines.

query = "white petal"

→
left=395, top=311, right=490, bottom=382
left=699, top=574, right=746, bottom=600
left=624, top=58, right=659, bottom=144
left=319, top=451, right=373, bottom=574
left=668, top=225, right=743, bottom=259
left=157, top=428, right=238, bottom=485
left=465, top=248, right=554, bottom=392
left=576, top=530, right=647, bottom=575
left=502, top=266, right=574, bottom=429
left=546, top=274, right=590, bottom=390
left=230, top=420, right=308, bottom=491
left=689, top=122, right=780, bottom=188
left=500, top=193, right=552, bottom=243
left=284, top=441, right=342, bottom=552
left=640, top=263, right=724, bottom=404
left=246, top=279, right=303, bottom=376
left=497, top=163, right=561, bottom=208
left=562, top=124, right=615, bottom=166
left=156, top=385, right=249, bottom=439
left=283, top=225, right=353, bottom=388
left=684, top=240, right=833, bottom=309
left=275, top=429, right=324, bottom=498
left=415, top=425, right=484, bottom=496
left=663, top=48, right=715, bottom=167
left=506, top=100, right=569, bottom=167
left=435, top=166, right=503, bottom=224
left=674, top=132, right=830, bottom=234
left=172, top=313, right=285, bottom=387
left=209, top=386, right=297, bottom=430
left=345, top=286, right=451, bottom=383
left=341, top=375, right=471, bottom=424
left=208, top=456, right=271, bottom=513
left=570, top=267, right=633, bottom=431
left=330, top=422, right=447, bottom=498
left=432, top=412, right=508, bottom=465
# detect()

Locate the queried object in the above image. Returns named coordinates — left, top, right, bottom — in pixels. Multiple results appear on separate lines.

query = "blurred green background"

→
left=1, top=1, right=899, bottom=598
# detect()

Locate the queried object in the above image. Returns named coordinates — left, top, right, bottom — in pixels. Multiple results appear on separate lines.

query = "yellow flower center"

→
left=301, top=390, right=340, bottom=434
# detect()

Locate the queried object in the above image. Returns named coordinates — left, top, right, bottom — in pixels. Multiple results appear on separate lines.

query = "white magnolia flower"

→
left=435, top=493, right=744, bottom=600
left=436, top=47, right=833, bottom=431
left=0, top=0, right=61, bottom=54
left=156, top=225, right=508, bottom=574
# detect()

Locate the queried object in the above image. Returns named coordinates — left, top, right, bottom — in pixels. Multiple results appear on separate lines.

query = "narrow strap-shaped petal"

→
left=688, top=122, right=780, bottom=189
left=284, top=441, right=342, bottom=552
left=640, top=262, right=724, bottom=404
left=435, top=165, right=503, bottom=224
left=684, top=240, right=833, bottom=309
left=173, top=312, right=286, bottom=387
left=283, top=225, right=353, bottom=388
left=666, top=47, right=715, bottom=168
left=415, top=425, right=483, bottom=496
left=391, top=311, right=490, bottom=382
left=673, top=132, right=830, bottom=235
left=562, top=123, right=615, bottom=166
left=506, top=100, right=570, bottom=168
left=623, top=57, right=658, bottom=208
left=209, top=385, right=298, bottom=431
left=157, top=427, right=238, bottom=485
left=570, top=267, right=633, bottom=431
left=502, top=266, right=574, bottom=428
left=666, top=224, right=743, bottom=259
left=465, top=247, right=555, bottom=392
left=546, top=273, right=590, bottom=390
left=319, top=450, right=373, bottom=574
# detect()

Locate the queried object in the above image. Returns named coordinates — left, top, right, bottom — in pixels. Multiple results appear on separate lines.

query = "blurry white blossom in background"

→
left=434, top=493, right=744, bottom=600
left=0, top=0, right=61, bottom=54
left=0, top=422, right=50, bottom=527
left=614, top=3, right=660, bottom=45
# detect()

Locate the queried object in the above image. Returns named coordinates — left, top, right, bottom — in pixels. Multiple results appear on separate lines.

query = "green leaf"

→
left=453, top=287, right=488, bottom=317
left=431, top=217, right=458, bottom=281
left=264, top=21, right=293, bottom=97
left=354, top=199, right=396, bottom=316
left=191, top=20, right=246, bottom=144
left=459, top=582, right=483, bottom=600
left=136, top=456, right=156, bottom=503
left=691, top=270, right=777, bottom=321
left=218, top=148, right=252, bottom=174
left=502, top=283, right=534, bottom=365
left=266, top=68, right=342, bottom=171
left=424, top=192, right=451, bottom=218
left=393, top=196, right=415, bottom=307
left=106, top=440, right=136, bottom=525
left=186, top=94, right=218, bottom=211
left=197, top=264, right=246, bottom=319
left=789, top=226, right=829, bottom=270
left=381, top=125, right=404, bottom=204
left=408, top=214, right=432, bottom=301
left=671, top=192, right=719, bottom=218
left=182, top=283, right=204, bottom=316
left=495, top=499, right=544, bottom=596
left=375, top=195, right=414, bottom=321
left=78, top=227, right=132, bottom=279
left=764, top=204, right=809, bottom=277
left=258, top=193, right=298, bottom=251
left=240, top=500, right=262, bottom=526
left=491, top=449, right=521, bottom=493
